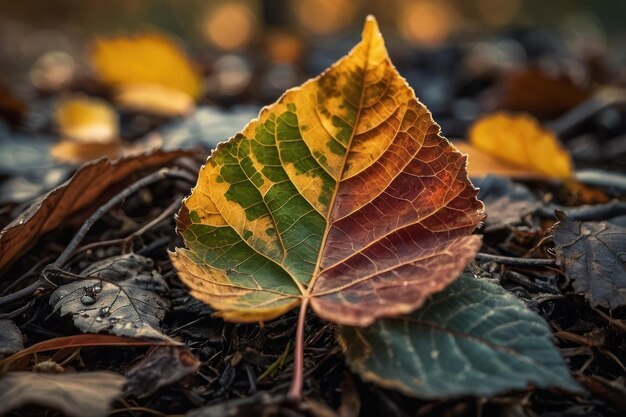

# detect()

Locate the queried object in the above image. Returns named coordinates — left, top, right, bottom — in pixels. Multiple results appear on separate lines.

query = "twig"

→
left=0, top=300, right=34, bottom=319
left=475, top=253, right=556, bottom=266
left=121, top=196, right=182, bottom=252
left=0, top=257, right=52, bottom=295
left=0, top=168, right=191, bottom=309
left=537, top=200, right=626, bottom=221
left=0, top=281, right=46, bottom=308
left=54, top=168, right=188, bottom=267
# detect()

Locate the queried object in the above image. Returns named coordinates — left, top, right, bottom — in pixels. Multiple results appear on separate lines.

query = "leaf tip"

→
left=362, top=15, right=381, bottom=41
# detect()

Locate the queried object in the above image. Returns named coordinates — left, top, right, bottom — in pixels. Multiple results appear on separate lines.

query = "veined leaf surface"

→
left=170, top=17, right=484, bottom=326
left=339, top=273, right=581, bottom=398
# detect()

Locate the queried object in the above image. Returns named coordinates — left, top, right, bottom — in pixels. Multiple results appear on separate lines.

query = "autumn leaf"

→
left=0, top=149, right=191, bottom=274
left=50, top=254, right=172, bottom=341
left=552, top=211, right=626, bottom=309
left=466, top=112, right=574, bottom=180
left=91, top=32, right=201, bottom=115
left=0, top=371, right=126, bottom=417
left=339, top=273, right=581, bottom=398
left=170, top=16, right=484, bottom=328
left=55, top=95, right=119, bottom=144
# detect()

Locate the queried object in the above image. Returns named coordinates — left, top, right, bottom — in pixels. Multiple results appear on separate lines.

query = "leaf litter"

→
left=0, top=11, right=625, bottom=417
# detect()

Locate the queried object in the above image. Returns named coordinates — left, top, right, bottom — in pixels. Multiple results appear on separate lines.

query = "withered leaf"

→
left=0, top=371, right=126, bottom=417
left=466, top=112, right=573, bottom=180
left=0, top=320, right=24, bottom=357
left=125, top=346, right=200, bottom=398
left=339, top=273, right=581, bottom=398
left=0, top=149, right=190, bottom=274
left=552, top=211, right=626, bottom=309
left=91, top=32, right=201, bottom=116
left=50, top=254, right=172, bottom=341
left=171, top=17, right=484, bottom=326
left=55, top=95, right=119, bottom=144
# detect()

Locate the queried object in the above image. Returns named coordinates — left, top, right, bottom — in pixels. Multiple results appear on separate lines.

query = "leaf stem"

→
left=288, top=297, right=309, bottom=400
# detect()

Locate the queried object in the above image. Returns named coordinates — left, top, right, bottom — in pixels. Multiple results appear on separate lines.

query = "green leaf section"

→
left=339, top=273, right=582, bottom=398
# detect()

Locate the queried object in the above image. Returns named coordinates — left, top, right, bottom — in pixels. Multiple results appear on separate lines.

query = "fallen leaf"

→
left=467, top=112, right=574, bottom=180
left=0, top=149, right=190, bottom=274
left=50, top=254, right=172, bottom=341
left=55, top=95, right=119, bottom=144
left=339, top=273, right=581, bottom=398
left=125, top=346, right=200, bottom=398
left=455, top=141, right=546, bottom=179
left=0, top=320, right=24, bottom=357
left=473, top=175, right=542, bottom=231
left=91, top=32, right=202, bottom=116
left=171, top=16, right=484, bottom=326
left=0, top=371, right=126, bottom=417
left=552, top=211, right=626, bottom=309
left=0, top=334, right=176, bottom=373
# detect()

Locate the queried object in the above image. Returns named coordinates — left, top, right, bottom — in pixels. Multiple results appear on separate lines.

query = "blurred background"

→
left=0, top=0, right=625, bottom=204
left=1, top=0, right=624, bottom=120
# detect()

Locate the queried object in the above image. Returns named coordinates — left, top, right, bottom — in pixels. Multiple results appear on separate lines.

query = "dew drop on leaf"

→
left=80, top=294, right=96, bottom=305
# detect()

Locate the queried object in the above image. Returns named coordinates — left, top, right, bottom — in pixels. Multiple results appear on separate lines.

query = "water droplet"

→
left=95, top=316, right=103, bottom=322
left=98, top=307, right=111, bottom=317
left=80, top=294, right=96, bottom=305
left=92, top=281, right=103, bottom=293
left=430, top=350, right=439, bottom=360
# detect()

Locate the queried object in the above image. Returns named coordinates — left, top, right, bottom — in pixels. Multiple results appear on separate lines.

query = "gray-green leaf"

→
left=339, top=273, right=581, bottom=398
left=50, top=254, right=172, bottom=341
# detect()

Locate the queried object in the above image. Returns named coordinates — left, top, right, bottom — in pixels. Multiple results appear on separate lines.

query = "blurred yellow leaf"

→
left=454, top=141, right=543, bottom=179
left=115, top=84, right=195, bottom=116
left=468, top=112, right=573, bottom=180
left=91, top=32, right=201, bottom=115
left=55, top=96, right=119, bottom=144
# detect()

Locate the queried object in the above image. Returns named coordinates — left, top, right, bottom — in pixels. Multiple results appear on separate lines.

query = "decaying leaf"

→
left=125, top=346, right=200, bottom=398
left=467, top=112, right=574, bottom=180
left=55, top=95, right=119, bottom=144
left=171, top=17, right=484, bottom=326
left=50, top=254, right=172, bottom=341
left=339, top=273, right=581, bottom=398
left=0, top=149, right=190, bottom=274
left=552, top=211, right=626, bottom=309
left=91, top=32, right=201, bottom=115
left=0, top=371, right=126, bottom=417
left=0, top=334, right=176, bottom=373
left=0, top=320, right=24, bottom=357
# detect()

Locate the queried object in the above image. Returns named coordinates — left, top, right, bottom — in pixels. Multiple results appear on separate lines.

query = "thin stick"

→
left=54, top=168, right=189, bottom=268
left=121, top=196, right=182, bottom=252
left=475, top=253, right=556, bottom=266
left=0, top=168, right=190, bottom=309
left=0, top=280, right=44, bottom=308
left=288, top=298, right=309, bottom=400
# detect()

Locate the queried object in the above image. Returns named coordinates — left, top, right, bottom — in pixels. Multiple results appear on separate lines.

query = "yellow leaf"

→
left=90, top=32, right=202, bottom=115
left=115, top=84, right=195, bottom=116
left=468, top=112, right=573, bottom=180
left=55, top=96, right=119, bottom=144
